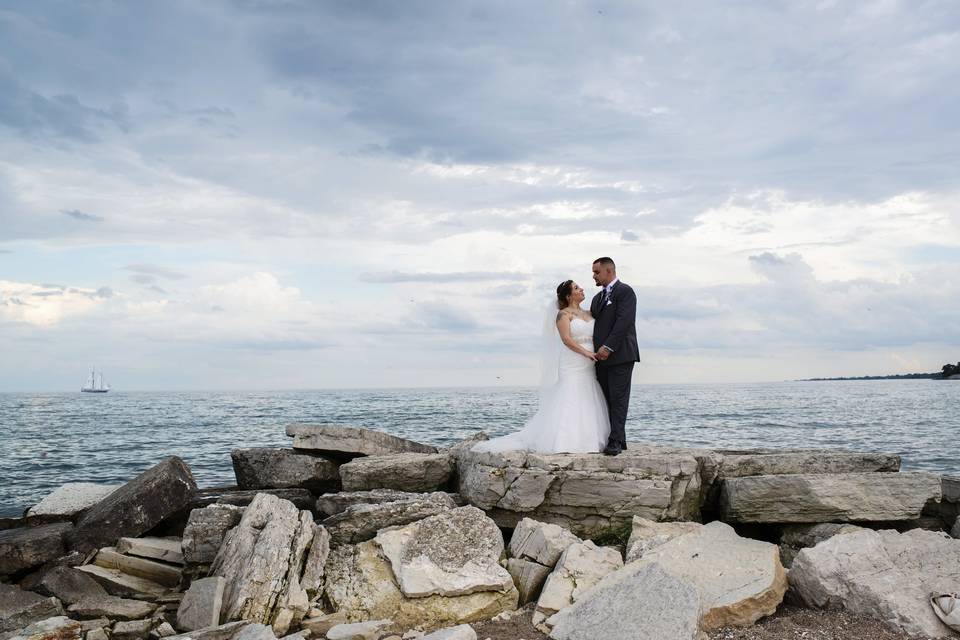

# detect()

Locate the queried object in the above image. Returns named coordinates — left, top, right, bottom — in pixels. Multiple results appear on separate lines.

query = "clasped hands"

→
left=589, top=347, right=612, bottom=362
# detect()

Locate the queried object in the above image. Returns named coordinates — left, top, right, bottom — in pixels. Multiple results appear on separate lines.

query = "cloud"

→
left=360, top=270, right=530, bottom=283
left=61, top=209, right=103, bottom=222
left=125, top=264, right=187, bottom=280
left=0, top=280, right=113, bottom=326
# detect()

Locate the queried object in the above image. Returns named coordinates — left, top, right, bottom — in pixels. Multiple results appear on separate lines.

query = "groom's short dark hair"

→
left=593, top=257, right=616, bottom=269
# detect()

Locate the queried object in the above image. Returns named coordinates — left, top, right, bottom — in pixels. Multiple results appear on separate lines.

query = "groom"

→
left=591, top=257, right=640, bottom=456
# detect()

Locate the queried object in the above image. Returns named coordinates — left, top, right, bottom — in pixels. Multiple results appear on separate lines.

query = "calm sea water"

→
left=1, top=381, right=957, bottom=518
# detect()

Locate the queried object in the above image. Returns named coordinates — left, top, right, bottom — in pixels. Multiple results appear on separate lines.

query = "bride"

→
left=472, top=280, right=610, bottom=454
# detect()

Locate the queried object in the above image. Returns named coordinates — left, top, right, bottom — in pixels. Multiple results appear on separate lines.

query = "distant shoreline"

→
left=800, top=373, right=944, bottom=381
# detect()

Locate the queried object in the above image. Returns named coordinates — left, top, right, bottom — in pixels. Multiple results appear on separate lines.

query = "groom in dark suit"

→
left=590, top=257, right=640, bottom=456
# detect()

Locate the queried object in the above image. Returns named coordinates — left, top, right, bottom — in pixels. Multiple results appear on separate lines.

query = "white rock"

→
left=326, top=620, right=392, bottom=640
left=507, top=519, right=580, bottom=567
left=374, top=506, right=514, bottom=598
left=419, top=625, right=476, bottom=640
left=534, top=540, right=623, bottom=625
left=26, top=483, right=120, bottom=519
left=790, top=528, right=960, bottom=638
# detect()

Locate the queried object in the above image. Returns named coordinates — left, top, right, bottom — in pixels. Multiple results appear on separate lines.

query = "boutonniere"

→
left=606, top=299, right=613, bottom=306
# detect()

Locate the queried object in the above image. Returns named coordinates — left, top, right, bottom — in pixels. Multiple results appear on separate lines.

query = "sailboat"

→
left=81, top=368, right=110, bottom=393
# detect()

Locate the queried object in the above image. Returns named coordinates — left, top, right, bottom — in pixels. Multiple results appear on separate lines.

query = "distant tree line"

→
left=944, top=362, right=960, bottom=379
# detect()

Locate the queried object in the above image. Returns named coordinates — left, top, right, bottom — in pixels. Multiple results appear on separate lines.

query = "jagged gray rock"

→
left=231, top=448, right=340, bottom=494
left=67, top=596, right=157, bottom=621
left=111, top=619, right=154, bottom=640
left=789, top=528, right=960, bottom=638
left=286, top=424, right=437, bottom=459
left=67, top=457, right=197, bottom=553
left=508, top=518, right=580, bottom=567
left=720, top=471, right=941, bottom=522
left=457, top=447, right=703, bottom=536
left=0, top=585, right=64, bottom=637
left=0, top=523, right=73, bottom=578
left=506, top=558, right=552, bottom=605
left=547, top=563, right=701, bottom=640
left=164, top=621, right=252, bottom=640
left=299, top=524, right=330, bottom=599
left=374, top=506, right=514, bottom=598
left=624, top=517, right=701, bottom=562
left=177, top=577, right=225, bottom=632
left=232, top=625, right=276, bottom=640
left=29, top=565, right=108, bottom=605
left=181, top=504, right=245, bottom=565
left=209, top=493, right=318, bottom=635
left=323, top=493, right=456, bottom=545
left=340, top=453, right=455, bottom=493
left=2, top=617, right=81, bottom=640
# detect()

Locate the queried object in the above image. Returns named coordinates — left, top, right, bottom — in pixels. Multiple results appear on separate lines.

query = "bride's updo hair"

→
left=556, top=280, right=574, bottom=309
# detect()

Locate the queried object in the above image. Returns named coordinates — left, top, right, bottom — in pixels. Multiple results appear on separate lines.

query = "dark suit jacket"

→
left=591, top=280, right=641, bottom=367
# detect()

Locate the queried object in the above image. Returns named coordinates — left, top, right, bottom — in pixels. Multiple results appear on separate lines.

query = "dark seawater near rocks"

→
left=2, top=380, right=958, bottom=517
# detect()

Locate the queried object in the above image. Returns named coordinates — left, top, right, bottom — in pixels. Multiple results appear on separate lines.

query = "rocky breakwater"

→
left=2, top=424, right=958, bottom=640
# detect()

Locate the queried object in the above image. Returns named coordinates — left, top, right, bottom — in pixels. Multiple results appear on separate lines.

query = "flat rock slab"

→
left=715, top=450, right=900, bottom=477
left=326, top=620, right=391, bottom=640
left=177, top=576, right=226, bottom=632
left=181, top=504, right=246, bottom=565
left=68, top=457, right=197, bottom=553
left=67, top=595, right=157, bottom=621
left=94, top=546, right=182, bottom=587
left=317, top=489, right=454, bottom=516
left=625, top=517, right=702, bottom=563
left=374, top=506, right=514, bottom=598
left=778, top=523, right=866, bottom=567
left=111, top=618, right=154, bottom=640
left=628, top=521, right=786, bottom=630
left=164, top=622, right=252, bottom=640
left=117, top=537, right=184, bottom=564
left=323, top=493, right=456, bottom=546
left=548, top=563, right=701, bottom=640
left=26, top=483, right=121, bottom=521
left=286, top=424, right=437, bottom=460
left=29, top=565, right=108, bottom=605
left=421, top=625, right=477, bottom=640
left=188, top=487, right=315, bottom=511
left=339, top=453, right=455, bottom=493
left=790, top=528, right=960, bottom=638
left=3, top=616, right=81, bottom=640
left=0, top=522, right=72, bottom=577
left=231, top=448, right=340, bottom=494
left=324, top=540, right=518, bottom=633
left=76, top=565, right=167, bottom=598
left=720, top=471, right=941, bottom=523
left=506, top=558, right=552, bottom=605
left=458, top=447, right=703, bottom=537
left=0, top=585, right=64, bottom=636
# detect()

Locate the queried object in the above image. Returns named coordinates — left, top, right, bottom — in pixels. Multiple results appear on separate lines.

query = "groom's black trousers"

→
left=596, top=361, right=634, bottom=450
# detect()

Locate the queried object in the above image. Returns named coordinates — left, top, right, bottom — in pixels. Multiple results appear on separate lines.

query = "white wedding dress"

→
left=473, top=317, right=610, bottom=454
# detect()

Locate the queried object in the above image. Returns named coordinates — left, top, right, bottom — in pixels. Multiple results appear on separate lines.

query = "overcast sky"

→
left=1, top=1, right=958, bottom=391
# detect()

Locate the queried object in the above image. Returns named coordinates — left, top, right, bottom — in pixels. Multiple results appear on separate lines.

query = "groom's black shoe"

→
left=602, top=445, right=622, bottom=456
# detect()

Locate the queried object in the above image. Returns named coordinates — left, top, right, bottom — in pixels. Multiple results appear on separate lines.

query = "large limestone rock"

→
left=231, top=448, right=340, bottom=494
left=93, top=547, right=182, bottom=587
left=789, top=528, right=960, bottom=638
left=317, top=489, right=444, bottom=516
left=778, top=522, right=865, bottom=567
left=286, top=424, right=437, bottom=460
left=626, top=521, right=786, bottom=630
left=534, top=540, right=623, bottom=625
left=624, top=517, right=702, bottom=563
left=506, top=559, right=552, bottom=605
left=75, top=565, right=166, bottom=598
left=323, top=540, right=518, bottom=633
left=66, top=595, right=157, bottom=621
left=0, top=585, right=64, bottom=637
left=25, top=483, right=121, bottom=523
left=720, top=471, right=941, bottom=523
left=68, top=457, right=197, bottom=553
left=0, top=523, right=72, bottom=577
left=457, top=447, right=703, bottom=537
left=508, top=518, right=580, bottom=568
left=116, top=537, right=184, bottom=564
left=374, top=506, right=514, bottom=598
left=548, top=563, right=701, bottom=640
left=339, top=453, right=455, bottom=493
left=164, top=621, right=253, bottom=640
left=716, top=450, right=900, bottom=477
left=188, top=487, right=315, bottom=511
left=181, top=504, right=245, bottom=565
left=299, top=524, right=330, bottom=600
left=209, top=493, right=321, bottom=635
left=323, top=493, right=456, bottom=546
left=325, top=620, right=391, bottom=640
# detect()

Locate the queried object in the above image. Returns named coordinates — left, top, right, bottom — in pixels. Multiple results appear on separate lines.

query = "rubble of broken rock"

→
left=2, top=425, right=960, bottom=640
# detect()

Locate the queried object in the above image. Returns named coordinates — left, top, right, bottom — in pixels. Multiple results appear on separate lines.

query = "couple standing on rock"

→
left=474, top=257, right=641, bottom=457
